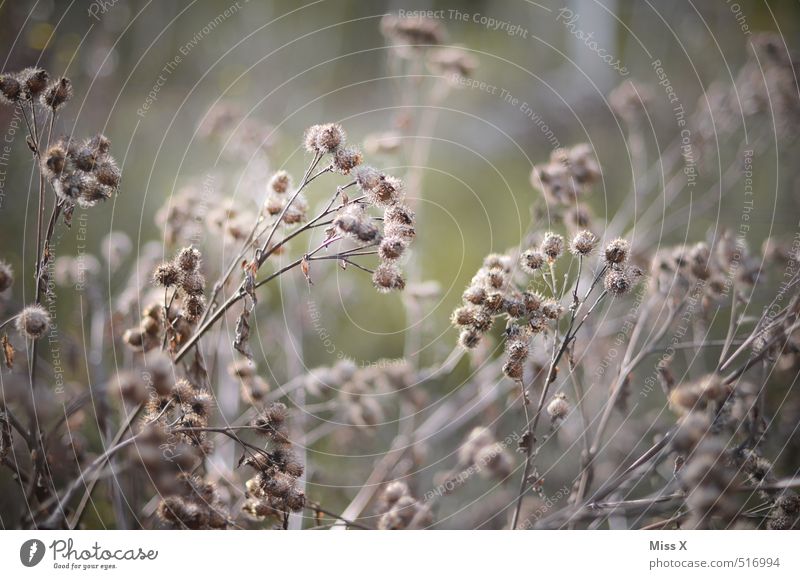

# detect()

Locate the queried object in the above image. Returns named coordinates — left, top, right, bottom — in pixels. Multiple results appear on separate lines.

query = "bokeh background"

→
left=1, top=0, right=799, bottom=528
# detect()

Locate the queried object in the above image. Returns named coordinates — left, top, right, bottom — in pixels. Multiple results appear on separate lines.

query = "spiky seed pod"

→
left=355, top=220, right=380, bottom=242
left=180, top=271, right=205, bottom=296
left=522, top=291, right=543, bottom=312
left=94, top=160, right=121, bottom=188
left=332, top=147, right=363, bottom=174
left=187, top=389, right=213, bottom=418
left=87, top=134, right=111, bottom=155
left=471, top=309, right=492, bottom=332
left=282, top=194, right=309, bottom=224
left=19, top=67, right=49, bottom=99
left=303, top=125, right=323, bottom=153
left=56, top=172, right=86, bottom=201
left=16, top=305, right=50, bottom=339
left=372, top=262, right=405, bottom=293
left=184, top=294, right=206, bottom=322
left=77, top=178, right=111, bottom=208
left=315, top=123, right=345, bottom=153
left=541, top=232, right=565, bottom=261
left=384, top=222, right=415, bottom=241
left=42, top=77, right=72, bottom=110
left=546, top=393, right=570, bottom=422
left=506, top=339, right=529, bottom=364
left=153, top=262, right=180, bottom=287
left=504, top=298, right=526, bottom=318
left=379, top=236, right=407, bottom=261
left=0, top=260, right=13, bottom=292
left=355, top=165, right=382, bottom=192
left=521, top=249, right=545, bottom=273
left=384, top=203, right=415, bottom=226
left=483, top=291, right=505, bottom=313
left=0, top=73, right=21, bottom=104
left=268, top=170, right=292, bottom=194
left=74, top=146, right=97, bottom=172
left=483, top=254, right=512, bottom=271
left=570, top=229, right=598, bottom=256
left=369, top=174, right=403, bottom=207
left=541, top=299, right=564, bottom=320
left=171, top=379, right=196, bottom=405
left=502, top=360, right=524, bottom=380
left=462, top=285, right=486, bottom=305
left=43, top=144, right=68, bottom=177
left=451, top=305, right=478, bottom=327
left=604, top=266, right=633, bottom=296
left=486, top=268, right=507, bottom=289
left=175, top=246, right=201, bottom=272
left=604, top=238, right=630, bottom=265
left=458, top=327, right=481, bottom=349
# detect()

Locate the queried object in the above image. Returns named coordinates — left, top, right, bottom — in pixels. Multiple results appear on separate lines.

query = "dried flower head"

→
left=372, top=262, right=405, bottom=293
left=570, top=229, right=598, bottom=256
left=546, top=393, right=570, bottom=422
left=314, top=123, right=345, bottom=153
left=0, top=73, right=22, bottom=104
left=19, top=67, right=49, bottom=99
left=42, top=77, right=72, bottom=110
left=16, top=305, right=50, bottom=339
left=541, top=232, right=565, bottom=261
left=379, top=236, right=407, bottom=261
left=268, top=170, right=292, bottom=194
left=175, top=246, right=201, bottom=272
left=604, top=238, right=630, bottom=265
left=153, top=262, right=180, bottom=287
left=521, top=249, right=545, bottom=273
left=332, top=147, right=363, bottom=174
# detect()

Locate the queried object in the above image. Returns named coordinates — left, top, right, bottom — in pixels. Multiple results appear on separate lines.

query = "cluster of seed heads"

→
left=42, top=133, right=121, bottom=208
left=530, top=144, right=601, bottom=206
left=299, top=122, right=417, bottom=293
left=455, top=427, right=513, bottom=482
left=243, top=402, right=306, bottom=522
left=144, top=376, right=214, bottom=449
left=0, top=67, right=72, bottom=109
left=157, top=474, right=228, bottom=529
left=377, top=480, right=432, bottom=530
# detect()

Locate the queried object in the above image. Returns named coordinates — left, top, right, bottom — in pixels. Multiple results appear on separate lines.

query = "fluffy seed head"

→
left=369, top=174, right=403, bottom=207
left=372, top=262, right=405, bottom=293
left=42, top=77, right=72, bottom=110
left=521, top=249, right=545, bottom=273
left=462, top=285, right=486, bottom=305
left=20, top=67, right=49, bottom=99
left=315, top=123, right=345, bottom=153
left=176, top=246, right=201, bottom=272
left=605, top=238, right=630, bottom=265
left=541, top=232, right=565, bottom=261
left=95, top=160, right=121, bottom=188
left=184, top=294, right=206, bottom=322
left=570, top=229, right=598, bottom=256
left=0, top=74, right=21, bottom=103
left=16, top=305, right=50, bottom=339
left=458, top=327, right=481, bottom=349
left=268, top=170, right=292, bottom=194
left=546, top=393, right=570, bottom=421
left=384, top=204, right=415, bottom=226
left=180, top=271, right=206, bottom=296
left=604, top=266, right=634, bottom=296
left=379, top=236, right=407, bottom=261
left=332, top=147, right=363, bottom=174
left=355, top=165, right=382, bottom=191
left=153, top=262, right=180, bottom=287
